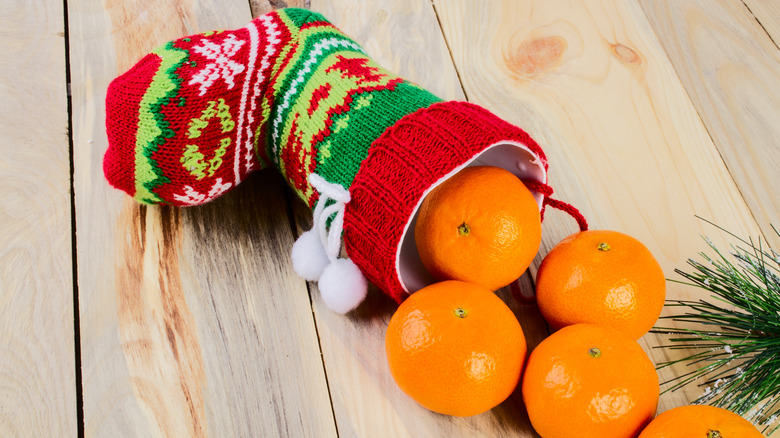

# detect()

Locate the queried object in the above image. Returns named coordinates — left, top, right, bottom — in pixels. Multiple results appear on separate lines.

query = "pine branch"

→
left=652, top=219, right=780, bottom=433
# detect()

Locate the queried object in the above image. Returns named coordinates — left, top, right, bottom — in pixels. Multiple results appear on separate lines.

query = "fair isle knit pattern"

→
left=104, top=8, right=441, bottom=207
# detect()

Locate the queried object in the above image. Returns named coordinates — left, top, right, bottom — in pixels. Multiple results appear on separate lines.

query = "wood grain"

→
left=640, top=0, right=780, bottom=252
left=433, top=0, right=764, bottom=419
left=743, top=0, right=780, bottom=46
left=0, top=0, right=76, bottom=436
left=68, top=1, right=335, bottom=436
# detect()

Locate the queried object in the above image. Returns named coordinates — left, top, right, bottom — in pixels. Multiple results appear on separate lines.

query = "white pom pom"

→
left=318, top=258, right=368, bottom=314
left=291, top=230, right=330, bottom=281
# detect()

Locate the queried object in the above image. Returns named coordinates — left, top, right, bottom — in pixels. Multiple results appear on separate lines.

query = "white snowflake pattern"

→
left=188, top=34, right=246, bottom=96
left=174, top=178, right=232, bottom=205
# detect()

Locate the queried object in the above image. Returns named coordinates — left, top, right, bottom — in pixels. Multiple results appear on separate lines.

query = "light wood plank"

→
left=249, top=0, right=311, bottom=17
left=640, top=2, right=780, bottom=432
left=639, top=0, right=780, bottom=253
left=0, top=0, right=76, bottom=436
left=434, top=0, right=765, bottom=423
left=290, top=1, right=547, bottom=436
left=68, top=1, right=336, bottom=436
left=743, top=0, right=780, bottom=46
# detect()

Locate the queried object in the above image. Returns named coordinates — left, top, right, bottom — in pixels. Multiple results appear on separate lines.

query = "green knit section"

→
left=134, top=41, right=188, bottom=204
left=255, top=8, right=444, bottom=205
left=277, top=49, right=391, bottom=164
left=282, top=8, right=328, bottom=28
left=315, top=82, right=442, bottom=191
left=268, top=27, right=365, bottom=163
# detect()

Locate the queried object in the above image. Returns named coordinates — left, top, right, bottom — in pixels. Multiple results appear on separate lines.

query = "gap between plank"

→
left=740, top=0, right=780, bottom=50
left=258, top=1, right=340, bottom=433
left=429, top=0, right=470, bottom=101
left=62, top=0, right=85, bottom=436
left=281, top=184, right=341, bottom=438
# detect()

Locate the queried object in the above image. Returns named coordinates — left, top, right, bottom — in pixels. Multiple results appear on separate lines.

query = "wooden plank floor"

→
left=0, top=0, right=75, bottom=436
left=1, top=0, right=778, bottom=436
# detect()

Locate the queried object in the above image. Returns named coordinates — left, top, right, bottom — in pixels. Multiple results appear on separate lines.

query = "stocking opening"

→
left=396, top=141, right=547, bottom=294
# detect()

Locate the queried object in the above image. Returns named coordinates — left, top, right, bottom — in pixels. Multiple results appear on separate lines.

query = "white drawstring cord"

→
left=309, top=173, right=350, bottom=261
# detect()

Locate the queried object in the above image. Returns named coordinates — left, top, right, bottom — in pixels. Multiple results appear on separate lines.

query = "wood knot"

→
left=612, top=43, right=641, bottom=64
left=373, top=9, right=388, bottom=27
left=505, top=35, right=567, bottom=78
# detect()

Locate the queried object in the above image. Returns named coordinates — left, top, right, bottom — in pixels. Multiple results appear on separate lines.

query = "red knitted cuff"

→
left=344, top=101, right=549, bottom=304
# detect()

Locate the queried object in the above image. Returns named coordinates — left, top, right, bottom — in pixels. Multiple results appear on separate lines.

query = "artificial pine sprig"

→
left=652, top=218, right=780, bottom=433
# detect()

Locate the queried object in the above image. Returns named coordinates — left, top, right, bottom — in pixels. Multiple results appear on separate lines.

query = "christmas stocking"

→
left=104, top=8, right=587, bottom=313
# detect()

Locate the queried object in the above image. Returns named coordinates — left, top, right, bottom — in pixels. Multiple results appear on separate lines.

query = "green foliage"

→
left=653, top=218, right=780, bottom=433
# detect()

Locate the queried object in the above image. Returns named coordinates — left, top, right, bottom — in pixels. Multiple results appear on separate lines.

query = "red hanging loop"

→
left=522, top=179, right=588, bottom=232
left=510, top=280, right=537, bottom=304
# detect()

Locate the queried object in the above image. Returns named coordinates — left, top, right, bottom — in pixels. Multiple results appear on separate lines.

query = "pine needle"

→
left=652, top=218, right=780, bottom=433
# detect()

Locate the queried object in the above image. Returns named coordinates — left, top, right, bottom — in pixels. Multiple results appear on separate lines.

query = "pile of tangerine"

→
left=383, top=166, right=762, bottom=438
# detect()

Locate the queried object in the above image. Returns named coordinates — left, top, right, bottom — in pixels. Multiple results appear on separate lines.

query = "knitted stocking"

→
left=104, top=8, right=439, bottom=207
left=104, top=8, right=586, bottom=313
